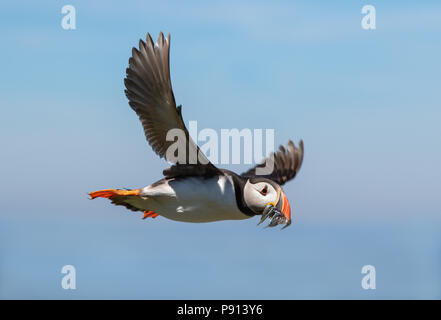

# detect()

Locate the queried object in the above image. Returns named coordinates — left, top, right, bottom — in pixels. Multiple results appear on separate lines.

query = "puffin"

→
left=89, top=32, right=304, bottom=229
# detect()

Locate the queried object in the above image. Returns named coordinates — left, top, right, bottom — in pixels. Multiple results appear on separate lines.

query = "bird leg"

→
left=143, top=211, right=159, bottom=219
left=89, top=188, right=140, bottom=199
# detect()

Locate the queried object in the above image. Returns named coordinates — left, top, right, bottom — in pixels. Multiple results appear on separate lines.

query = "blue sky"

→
left=0, top=0, right=440, bottom=299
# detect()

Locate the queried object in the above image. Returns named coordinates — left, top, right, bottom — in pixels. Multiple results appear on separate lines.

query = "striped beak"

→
left=279, top=190, right=292, bottom=228
left=257, top=189, right=292, bottom=229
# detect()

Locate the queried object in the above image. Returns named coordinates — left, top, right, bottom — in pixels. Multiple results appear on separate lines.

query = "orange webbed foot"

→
left=143, top=211, right=159, bottom=219
left=89, top=188, right=140, bottom=199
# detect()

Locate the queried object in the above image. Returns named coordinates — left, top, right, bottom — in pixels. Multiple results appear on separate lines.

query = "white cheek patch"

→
left=244, top=181, right=279, bottom=213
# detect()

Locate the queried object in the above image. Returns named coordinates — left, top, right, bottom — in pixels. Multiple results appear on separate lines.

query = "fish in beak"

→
left=258, top=190, right=292, bottom=229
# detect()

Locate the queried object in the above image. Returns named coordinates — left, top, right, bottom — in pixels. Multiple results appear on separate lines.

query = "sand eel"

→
left=89, top=32, right=304, bottom=229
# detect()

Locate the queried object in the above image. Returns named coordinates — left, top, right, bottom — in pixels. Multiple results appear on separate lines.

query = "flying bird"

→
left=89, top=32, right=304, bottom=229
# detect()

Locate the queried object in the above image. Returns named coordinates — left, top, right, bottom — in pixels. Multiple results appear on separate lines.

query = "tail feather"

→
left=110, top=196, right=143, bottom=212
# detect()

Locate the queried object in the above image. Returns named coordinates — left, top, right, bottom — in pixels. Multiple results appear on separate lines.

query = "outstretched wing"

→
left=124, top=32, right=219, bottom=177
left=241, top=140, right=304, bottom=185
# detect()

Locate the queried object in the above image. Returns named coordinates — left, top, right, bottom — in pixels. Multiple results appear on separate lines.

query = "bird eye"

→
left=260, top=185, right=268, bottom=196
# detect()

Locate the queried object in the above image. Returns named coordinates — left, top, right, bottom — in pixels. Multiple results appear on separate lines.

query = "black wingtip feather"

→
left=241, top=140, right=304, bottom=185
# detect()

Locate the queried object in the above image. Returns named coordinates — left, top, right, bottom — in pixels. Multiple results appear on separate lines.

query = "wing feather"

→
left=241, top=140, right=304, bottom=185
left=124, top=32, right=219, bottom=177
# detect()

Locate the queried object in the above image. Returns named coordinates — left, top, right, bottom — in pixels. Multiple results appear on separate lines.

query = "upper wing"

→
left=124, top=32, right=219, bottom=177
left=241, top=140, right=304, bottom=185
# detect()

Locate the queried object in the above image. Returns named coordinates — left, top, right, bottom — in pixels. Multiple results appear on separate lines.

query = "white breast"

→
left=138, top=175, right=251, bottom=223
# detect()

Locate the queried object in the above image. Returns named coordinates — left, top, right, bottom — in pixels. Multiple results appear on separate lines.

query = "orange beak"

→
left=280, top=190, right=291, bottom=224
left=258, top=190, right=292, bottom=228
